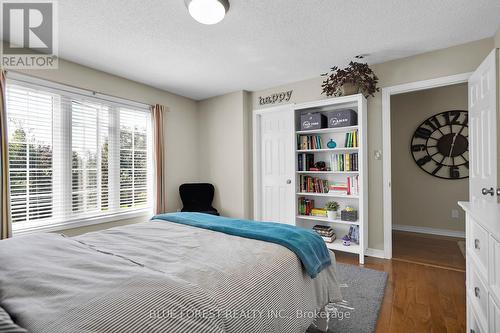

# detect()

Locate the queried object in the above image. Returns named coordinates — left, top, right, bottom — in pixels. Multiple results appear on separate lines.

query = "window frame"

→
left=6, top=72, right=154, bottom=235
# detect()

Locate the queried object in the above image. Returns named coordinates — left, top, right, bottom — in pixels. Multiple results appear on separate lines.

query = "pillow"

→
left=0, top=307, right=27, bottom=333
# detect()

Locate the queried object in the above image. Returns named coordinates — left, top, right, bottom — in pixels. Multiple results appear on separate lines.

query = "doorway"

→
left=382, top=73, right=471, bottom=262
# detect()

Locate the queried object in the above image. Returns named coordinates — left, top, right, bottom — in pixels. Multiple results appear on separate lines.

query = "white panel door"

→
left=258, top=106, right=295, bottom=224
left=468, top=49, right=499, bottom=204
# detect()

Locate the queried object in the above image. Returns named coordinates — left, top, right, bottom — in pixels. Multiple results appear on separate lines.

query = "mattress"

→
left=0, top=219, right=342, bottom=333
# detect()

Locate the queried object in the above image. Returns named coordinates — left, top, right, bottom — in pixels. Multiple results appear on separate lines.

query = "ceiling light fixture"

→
left=185, top=0, right=230, bottom=25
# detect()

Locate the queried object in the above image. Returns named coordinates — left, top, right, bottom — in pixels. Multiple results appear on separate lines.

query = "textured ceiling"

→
left=58, top=0, right=500, bottom=100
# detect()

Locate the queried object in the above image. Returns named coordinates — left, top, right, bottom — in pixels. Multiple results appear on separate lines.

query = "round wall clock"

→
left=410, top=110, right=468, bottom=180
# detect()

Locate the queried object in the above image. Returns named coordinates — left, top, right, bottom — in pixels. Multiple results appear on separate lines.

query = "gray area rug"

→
left=308, top=263, right=388, bottom=333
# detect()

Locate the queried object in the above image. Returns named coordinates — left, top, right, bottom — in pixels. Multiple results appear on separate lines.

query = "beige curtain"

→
left=152, top=104, right=167, bottom=214
left=1, top=70, right=11, bottom=239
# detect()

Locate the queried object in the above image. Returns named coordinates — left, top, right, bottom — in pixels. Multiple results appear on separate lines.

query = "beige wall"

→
left=7, top=59, right=200, bottom=236
left=391, top=84, right=468, bottom=233
left=4, top=37, right=497, bottom=240
left=251, top=38, right=494, bottom=250
left=197, top=91, right=251, bottom=218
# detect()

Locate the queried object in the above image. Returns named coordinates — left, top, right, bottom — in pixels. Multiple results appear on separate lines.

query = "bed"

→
left=0, top=214, right=342, bottom=333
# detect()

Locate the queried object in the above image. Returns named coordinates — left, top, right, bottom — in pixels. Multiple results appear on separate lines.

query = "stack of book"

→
left=329, top=153, right=359, bottom=171
left=311, top=208, right=327, bottom=217
left=299, top=175, right=329, bottom=193
left=328, top=176, right=359, bottom=195
left=297, top=197, right=314, bottom=215
left=345, top=131, right=358, bottom=148
left=298, top=135, right=324, bottom=150
left=312, top=225, right=336, bottom=243
left=297, top=153, right=315, bottom=171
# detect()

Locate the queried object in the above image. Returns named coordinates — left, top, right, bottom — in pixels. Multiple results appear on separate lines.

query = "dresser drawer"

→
left=469, top=263, right=489, bottom=326
left=490, top=235, right=500, bottom=303
left=469, top=218, right=489, bottom=278
left=469, top=301, right=487, bottom=333
left=490, top=296, right=500, bottom=333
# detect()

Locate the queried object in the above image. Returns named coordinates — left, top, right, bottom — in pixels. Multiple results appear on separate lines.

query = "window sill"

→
left=12, top=209, right=153, bottom=236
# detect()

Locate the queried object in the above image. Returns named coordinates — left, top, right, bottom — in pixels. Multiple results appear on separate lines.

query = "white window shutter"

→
left=6, top=82, right=152, bottom=230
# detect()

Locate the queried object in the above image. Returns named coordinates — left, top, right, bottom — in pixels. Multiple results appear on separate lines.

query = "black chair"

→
left=179, top=183, right=219, bottom=216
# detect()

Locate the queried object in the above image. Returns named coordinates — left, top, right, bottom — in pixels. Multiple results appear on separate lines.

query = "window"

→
left=6, top=75, right=153, bottom=232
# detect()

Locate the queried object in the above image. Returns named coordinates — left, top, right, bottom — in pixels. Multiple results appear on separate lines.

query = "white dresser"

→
left=459, top=202, right=500, bottom=333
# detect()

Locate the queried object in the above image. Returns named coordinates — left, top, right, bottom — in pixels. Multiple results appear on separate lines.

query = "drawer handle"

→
left=474, top=239, right=480, bottom=250
left=474, top=286, right=480, bottom=298
left=482, top=187, right=495, bottom=196
left=470, top=330, right=475, bottom=333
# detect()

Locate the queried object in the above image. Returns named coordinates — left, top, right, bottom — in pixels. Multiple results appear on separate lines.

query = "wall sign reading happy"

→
left=258, top=90, right=293, bottom=105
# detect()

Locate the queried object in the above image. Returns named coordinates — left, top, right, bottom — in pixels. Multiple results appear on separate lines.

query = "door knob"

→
left=497, top=188, right=500, bottom=196
left=482, top=187, right=495, bottom=196
left=474, top=286, right=480, bottom=298
left=286, top=179, right=292, bottom=184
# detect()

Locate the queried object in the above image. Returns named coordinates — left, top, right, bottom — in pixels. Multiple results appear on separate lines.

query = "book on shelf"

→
left=322, top=235, right=336, bottom=243
left=298, top=135, right=324, bottom=150
left=312, top=225, right=336, bottom=243
left=344, top=131, right=358, bottom=148
left=347, top=176, right=359, bottom=196
left=329, top=153, right=359, bottom=171
left=297, top=197, right=314, bottom=215
left=312, top=225, right=334, bottom=236
left=297, top=153, right=315, bottom=171
left=329, top=176, right=359, bottom=195
left=299, top=175, right=329, bottom=193
left=311, top=208, right=327, bottom=217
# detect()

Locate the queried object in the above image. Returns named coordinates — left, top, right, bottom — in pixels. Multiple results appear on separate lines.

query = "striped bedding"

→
left=0, top=219, right=342, bottom=333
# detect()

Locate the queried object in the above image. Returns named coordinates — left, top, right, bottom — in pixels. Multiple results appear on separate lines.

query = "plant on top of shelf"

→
left=321, top=55, right=379, bottom=98
left=325, top=201, right=340, bottom=220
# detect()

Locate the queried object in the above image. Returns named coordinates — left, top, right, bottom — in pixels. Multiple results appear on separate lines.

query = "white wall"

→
left=7, top=58, right=200, bottom=235
left=251, top=38, right=494, bottom=250
left=391, top=83, right=469, bottom=233
left=197, top=91, right=252, bottom=218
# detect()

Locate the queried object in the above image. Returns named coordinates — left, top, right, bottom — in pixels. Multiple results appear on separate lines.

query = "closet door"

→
left=253, top=105, right=295, bottom=224
left=468, top=48, right=499, bottom=204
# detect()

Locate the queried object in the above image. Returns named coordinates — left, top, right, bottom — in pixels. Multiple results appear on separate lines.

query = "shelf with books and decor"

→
left=325, top=239, right=360, bottom=254
left=296, top=148, right=358, bottom=153
left=296, top=170, right=359, bottom=174
left=296, top=125, right=359, bottom=135
left=296, top=192, right=359, bottom=199
left=294, top=95, right=367, bottom=264
left=296, top=215, right=359, bottom=225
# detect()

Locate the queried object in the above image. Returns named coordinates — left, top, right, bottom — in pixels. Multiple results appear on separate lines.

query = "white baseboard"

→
left=365, top=248, right=386, bottom=259
left=393, top=224, right=465, bottom=238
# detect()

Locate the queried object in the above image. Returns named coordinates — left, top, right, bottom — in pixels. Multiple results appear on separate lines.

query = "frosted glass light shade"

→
left=186, top=0, right=230, bottom=25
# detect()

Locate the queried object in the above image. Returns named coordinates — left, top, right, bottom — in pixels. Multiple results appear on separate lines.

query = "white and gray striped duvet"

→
left=0, top=219, right=342, bottom=333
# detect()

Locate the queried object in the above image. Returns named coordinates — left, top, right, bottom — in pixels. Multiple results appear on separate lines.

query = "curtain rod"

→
left=4, top=70, right=162, bottom=111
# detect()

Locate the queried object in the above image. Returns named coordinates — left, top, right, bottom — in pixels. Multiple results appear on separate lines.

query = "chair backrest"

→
left=179, top=183, right=216, bottom=212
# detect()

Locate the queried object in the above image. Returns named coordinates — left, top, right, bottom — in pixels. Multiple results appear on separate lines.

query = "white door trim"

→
left=382, top=72, right=472, bottom=259
left=252, top=104, right=295, bottom=221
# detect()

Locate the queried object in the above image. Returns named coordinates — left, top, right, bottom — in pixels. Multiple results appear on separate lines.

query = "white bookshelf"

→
left=294, top=95, right=368, bottom=264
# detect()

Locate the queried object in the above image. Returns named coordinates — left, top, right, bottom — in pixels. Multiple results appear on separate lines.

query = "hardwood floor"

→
left=392, top=231, right=466, bottom=271
left=335, top=252, right=466, bottom=333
